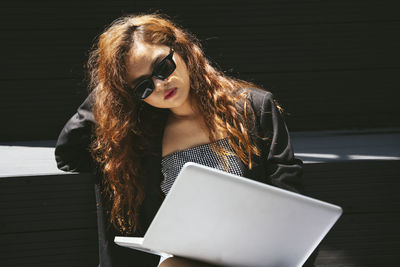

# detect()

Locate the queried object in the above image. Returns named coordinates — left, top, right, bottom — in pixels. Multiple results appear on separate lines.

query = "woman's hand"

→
left=159, top=256, right=219, bottom=267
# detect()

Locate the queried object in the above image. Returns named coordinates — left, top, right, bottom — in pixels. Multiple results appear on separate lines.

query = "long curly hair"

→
left=88, top=14, right=263, bottom=234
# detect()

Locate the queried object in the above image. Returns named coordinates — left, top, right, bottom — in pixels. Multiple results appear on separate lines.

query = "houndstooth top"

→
left=160, top=138, right=246, bottom=196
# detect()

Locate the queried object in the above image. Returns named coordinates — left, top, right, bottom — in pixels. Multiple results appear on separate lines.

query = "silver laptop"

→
left=115, top=162, right=342, bottom=267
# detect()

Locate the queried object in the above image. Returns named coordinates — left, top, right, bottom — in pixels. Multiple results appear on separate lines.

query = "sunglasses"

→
left=132, top=48, right=176, bottom=100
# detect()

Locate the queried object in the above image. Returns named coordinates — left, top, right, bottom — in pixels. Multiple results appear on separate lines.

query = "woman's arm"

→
left=54, top=93, right=96, bottom=172
left=258, top=91, right=304, bottom=194
left=254, top=90, right=318, bottom=266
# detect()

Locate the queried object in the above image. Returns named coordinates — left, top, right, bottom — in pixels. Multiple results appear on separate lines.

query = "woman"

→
left=55, top=14, right=316, bottom=267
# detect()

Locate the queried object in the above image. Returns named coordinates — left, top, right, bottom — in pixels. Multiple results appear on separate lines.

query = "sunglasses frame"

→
left=133, top=48, right=176, bottom=100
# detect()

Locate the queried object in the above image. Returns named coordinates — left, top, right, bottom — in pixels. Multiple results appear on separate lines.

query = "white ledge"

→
left=1, top=129, right=399, bottom=176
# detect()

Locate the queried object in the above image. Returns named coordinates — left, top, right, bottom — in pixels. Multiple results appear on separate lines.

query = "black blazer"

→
left=55, top=87, right=316, bottom=267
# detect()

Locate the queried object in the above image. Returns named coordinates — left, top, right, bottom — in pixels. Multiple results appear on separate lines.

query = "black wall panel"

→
left=0, top=173, right=98, bottom=267
left=1, top=0, right=399, bottom=141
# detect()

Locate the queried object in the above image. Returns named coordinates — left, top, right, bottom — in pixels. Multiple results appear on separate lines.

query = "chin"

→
left=167, top=99, right=185, bottom=108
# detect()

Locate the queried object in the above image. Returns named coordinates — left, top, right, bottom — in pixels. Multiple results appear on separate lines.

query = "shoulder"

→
left=240, top=87, right=274, bottom=113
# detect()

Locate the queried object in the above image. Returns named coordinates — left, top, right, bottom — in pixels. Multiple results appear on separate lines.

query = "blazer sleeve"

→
left=54, top=93, right=96, bottom=172
left=250, top=90, right=318, bottom=267
left=257, top=91, right=304, bottom=194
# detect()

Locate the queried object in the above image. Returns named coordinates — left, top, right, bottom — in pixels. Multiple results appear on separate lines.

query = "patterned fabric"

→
left=160, top=138, right=246, bottom=196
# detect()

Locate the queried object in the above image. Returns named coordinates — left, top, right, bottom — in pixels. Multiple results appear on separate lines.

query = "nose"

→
left=152, top=77, right=166, bottom=92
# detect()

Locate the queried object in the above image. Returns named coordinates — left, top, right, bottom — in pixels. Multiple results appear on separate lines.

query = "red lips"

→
left=164, top=88, right=177, bottom=99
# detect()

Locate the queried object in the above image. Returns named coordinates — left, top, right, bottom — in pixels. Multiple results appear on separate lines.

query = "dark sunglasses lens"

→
left=154, top=57, right=176, bottom=79
left=135, top=79, right=154, bottom=100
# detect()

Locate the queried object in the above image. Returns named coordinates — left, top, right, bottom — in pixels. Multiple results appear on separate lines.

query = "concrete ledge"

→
left=292, top=129, right=400, bottom=163
left=1, top=129, right=399, bottom=177
left=0, top=140, right=62, bottom=178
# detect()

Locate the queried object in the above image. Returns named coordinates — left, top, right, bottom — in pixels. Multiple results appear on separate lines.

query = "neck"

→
left=169, top=98, right=199, bottom=119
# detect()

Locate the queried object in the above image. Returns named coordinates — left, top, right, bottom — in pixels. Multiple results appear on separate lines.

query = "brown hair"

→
left=88, top=14, right=262, bottom=234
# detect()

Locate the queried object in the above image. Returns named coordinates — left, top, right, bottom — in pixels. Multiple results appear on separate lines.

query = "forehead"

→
left=125, top=41, right=169, bottom=82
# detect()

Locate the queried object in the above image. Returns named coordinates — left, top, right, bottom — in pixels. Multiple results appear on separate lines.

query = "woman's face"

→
left=125, top=41, right=191, bottom=111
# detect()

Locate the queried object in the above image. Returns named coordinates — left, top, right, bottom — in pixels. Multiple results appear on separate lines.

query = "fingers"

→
left=159, top=256, right=217, bottom=267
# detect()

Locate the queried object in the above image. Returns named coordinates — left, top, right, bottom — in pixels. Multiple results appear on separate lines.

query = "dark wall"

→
left=1, top=0, right=399, bottom=141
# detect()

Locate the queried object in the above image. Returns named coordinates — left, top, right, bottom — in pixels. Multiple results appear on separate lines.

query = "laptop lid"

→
left=135, top=162, right=342, bottom=266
